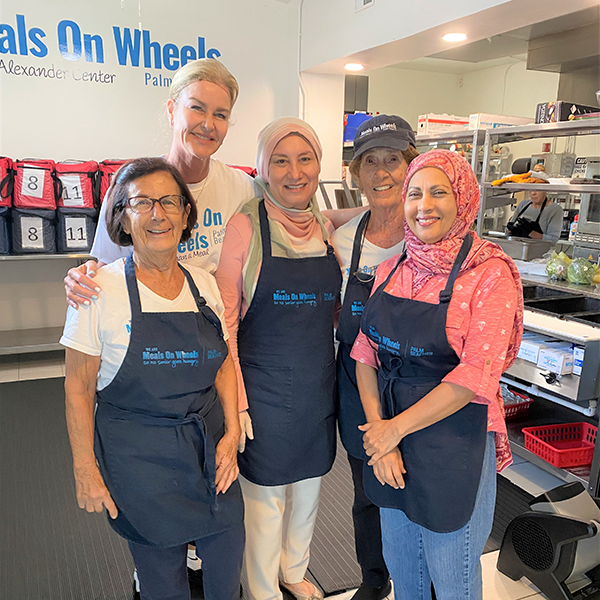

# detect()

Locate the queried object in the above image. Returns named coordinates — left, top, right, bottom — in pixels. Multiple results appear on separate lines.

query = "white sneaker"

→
left=133, top=569, right=140, bottom=593
left=187, top=547, right=202, bottom=571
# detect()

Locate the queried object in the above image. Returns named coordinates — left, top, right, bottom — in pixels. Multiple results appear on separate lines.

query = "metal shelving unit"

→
left=415, top=129, right=486, bottom=177
left=0, top=253, right=92, bottom=261
left=477, top=118, right=600, bottom=236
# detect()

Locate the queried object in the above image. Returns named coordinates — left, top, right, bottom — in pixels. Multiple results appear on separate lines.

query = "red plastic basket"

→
left=504, top=399, right=534, bottom=419
left=504, top=390, right=533, bottom=420
left=522, top=422, right=597, bottom=468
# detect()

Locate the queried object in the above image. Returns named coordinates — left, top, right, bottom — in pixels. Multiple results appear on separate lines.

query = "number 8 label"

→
left=21, top=217, right=44, bottom=249
left=21, top=167, right=45, bottom=199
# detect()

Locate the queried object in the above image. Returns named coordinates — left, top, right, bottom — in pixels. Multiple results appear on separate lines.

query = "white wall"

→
left=300, top=72, right=345, bottom=182
left=0, top=0, right=303, bottom=332
left=369, top=60, right=560, bottom=125
left=368, top=67, right=464, bottom=131
left=0, top=0, right=301, bottom=167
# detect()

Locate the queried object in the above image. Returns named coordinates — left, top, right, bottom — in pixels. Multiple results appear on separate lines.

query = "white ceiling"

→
left=388, top=5, right=599, bottom=74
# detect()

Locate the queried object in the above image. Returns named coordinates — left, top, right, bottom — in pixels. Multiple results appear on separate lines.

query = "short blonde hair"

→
left=169, top=59, right=239, bottom=109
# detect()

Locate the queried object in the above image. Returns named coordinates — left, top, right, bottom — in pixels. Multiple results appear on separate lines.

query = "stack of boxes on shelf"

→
left=0, top=158, right=127, bottom=255
left=518, top=331, right=583, bottom=376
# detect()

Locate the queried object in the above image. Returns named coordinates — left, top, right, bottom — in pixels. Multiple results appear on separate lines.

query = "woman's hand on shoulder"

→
left=64, top=260, right=102, bottom=309
left=215, top=428, right=241, bottom=494
left=372, top=448, right=406, bottom=489
left=359, top=418, right=403, bottom=465
left=238, top=410, right=254, bottom=453
left=74, top=465, right=118, bottom=518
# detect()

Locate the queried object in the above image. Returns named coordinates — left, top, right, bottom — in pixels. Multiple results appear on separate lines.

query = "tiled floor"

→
left=0, top=354, right=562, bottom=599
left=328, top=558, right=546, bottom=600
left=0, top=350, right=64, bottom=383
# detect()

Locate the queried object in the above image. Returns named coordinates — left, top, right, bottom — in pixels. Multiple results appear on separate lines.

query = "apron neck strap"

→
left=179, top=264, right=207, bottom=309
left=534, top=197, right=548, bottom=223
left=125, top=254, right=207, bottom=316
left=349, top=210, right=371, bottom=275
left=258, top=199, right=273, bottom=260
left=125, top=254, right=143, bottom=317
left=439, top=234, right=473, bottom=304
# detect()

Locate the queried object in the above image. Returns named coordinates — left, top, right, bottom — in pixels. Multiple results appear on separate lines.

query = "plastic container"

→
left=569, top=215, right=579, bottom=241
left=522, top=422, right=597, bottom=468
left=501, top=386, right=534, bottom=419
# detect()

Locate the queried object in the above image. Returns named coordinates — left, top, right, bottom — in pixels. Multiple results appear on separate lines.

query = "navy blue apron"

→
left=360, top=235, right=489, bottom=533
left=237, top=199, right=342, bottom=486
left=337, top=211, right=375, bottom=459
left=94, top=254, right=244, bottom=547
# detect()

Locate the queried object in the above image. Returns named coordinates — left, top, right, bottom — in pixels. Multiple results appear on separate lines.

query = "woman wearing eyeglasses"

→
left=330, top=115, right=418, bottom=600
left=61, top=157, right=245, bottom=600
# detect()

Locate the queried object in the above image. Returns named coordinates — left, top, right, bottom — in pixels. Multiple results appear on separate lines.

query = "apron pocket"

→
left=241, top=363, right=293, bottom=432
left=105, top=418, right=179, bottom=492
left=393, top=382, right=476, bottom=472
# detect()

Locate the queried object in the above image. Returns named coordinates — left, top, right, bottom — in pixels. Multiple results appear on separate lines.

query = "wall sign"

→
left=0, top=13, right=222, bottom=87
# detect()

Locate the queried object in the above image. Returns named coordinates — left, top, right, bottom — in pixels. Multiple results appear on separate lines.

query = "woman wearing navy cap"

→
left=331, top=114, right=418, bottom=600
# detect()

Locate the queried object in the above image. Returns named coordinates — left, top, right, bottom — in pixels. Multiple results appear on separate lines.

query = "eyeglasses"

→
left=353, top=269, right=375, bottom=283
left=127, top=195, right=184, bottom=214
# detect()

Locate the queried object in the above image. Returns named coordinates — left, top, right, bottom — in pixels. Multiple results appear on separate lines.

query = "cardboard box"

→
left=468, top=113, right=532, bottom=130
left=573, top=346, right=585, bottom=376
left=518, top=334, right=551, bottom=363
left=417, top=113, right=469, bottom=135
left=537, top=343, right=574, bottom=375
left=535, top=101, right=598, bottom=124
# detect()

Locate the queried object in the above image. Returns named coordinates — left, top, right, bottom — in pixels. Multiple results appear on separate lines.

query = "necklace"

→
left=190, top=172, right=209, bottom=203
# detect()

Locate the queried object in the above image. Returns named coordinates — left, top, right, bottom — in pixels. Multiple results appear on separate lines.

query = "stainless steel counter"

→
left=521, top=274, right=600, bottom=299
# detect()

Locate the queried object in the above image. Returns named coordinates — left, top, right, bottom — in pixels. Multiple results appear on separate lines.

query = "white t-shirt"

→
left=90, top=159, right=259, bottom=274
left=60, top=259, right=228, bottom=391
left=331, top=212, right=405, bottom=303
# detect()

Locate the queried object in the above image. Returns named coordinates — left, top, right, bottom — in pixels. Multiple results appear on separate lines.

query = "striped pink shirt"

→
left=350, top=255, right=517, bottom=471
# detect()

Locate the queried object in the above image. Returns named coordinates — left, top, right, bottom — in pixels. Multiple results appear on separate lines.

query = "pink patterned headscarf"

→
left=402, top=149, right=524, bottom=370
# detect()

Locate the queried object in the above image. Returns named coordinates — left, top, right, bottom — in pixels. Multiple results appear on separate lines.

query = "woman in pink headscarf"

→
left=351, top=149, right=523, bottom=599
left=216, top=117, right=341, bottom=600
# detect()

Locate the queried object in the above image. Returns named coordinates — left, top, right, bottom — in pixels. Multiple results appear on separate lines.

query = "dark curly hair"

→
left=105, top=157, right=198, bottom=247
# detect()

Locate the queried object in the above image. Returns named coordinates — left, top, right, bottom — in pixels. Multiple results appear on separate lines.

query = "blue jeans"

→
left=380, top=432, right=496, bottom=600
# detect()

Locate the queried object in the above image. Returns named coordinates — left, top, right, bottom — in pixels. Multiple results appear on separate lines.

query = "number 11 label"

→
left=64, top=217, right=88, bottom=249
left=60, top=175, right=85, bottom=207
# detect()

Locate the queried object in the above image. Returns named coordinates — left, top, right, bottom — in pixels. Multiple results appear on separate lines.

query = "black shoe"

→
left=350, top=580, right=392, bottom=600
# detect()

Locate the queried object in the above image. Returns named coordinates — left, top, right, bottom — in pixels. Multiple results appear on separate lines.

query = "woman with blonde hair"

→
left=65, top=58, right=258, bottom=302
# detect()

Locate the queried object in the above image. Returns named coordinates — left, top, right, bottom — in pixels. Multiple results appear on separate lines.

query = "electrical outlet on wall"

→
left=355, top=0, right=374, bottom=12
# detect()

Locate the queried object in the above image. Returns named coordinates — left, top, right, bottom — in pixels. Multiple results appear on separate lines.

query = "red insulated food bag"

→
left=13, top=159, right=57, bottom=209
left=0, top=157, right=14, bottom=207
left=55, top=160, right=99, bottom=208
left=97, top=159, right=128, bottom=204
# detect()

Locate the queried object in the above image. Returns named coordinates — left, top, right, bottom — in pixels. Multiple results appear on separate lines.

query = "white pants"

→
left=239, top=475, right=322, bottom=600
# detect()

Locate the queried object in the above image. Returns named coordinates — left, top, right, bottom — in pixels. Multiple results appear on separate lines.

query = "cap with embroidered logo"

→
left=353, top=114, right=416, bottom=159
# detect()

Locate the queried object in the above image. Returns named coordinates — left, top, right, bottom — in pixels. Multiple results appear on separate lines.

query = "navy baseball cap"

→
left=353, top=114, right=416, bottom=159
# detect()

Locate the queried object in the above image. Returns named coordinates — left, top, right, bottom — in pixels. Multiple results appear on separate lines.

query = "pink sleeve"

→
left=443, top=261, right=518, bottom=404
left=214, top=214, right=253, bottom=412
left=349, top=256, right=398, bottom=368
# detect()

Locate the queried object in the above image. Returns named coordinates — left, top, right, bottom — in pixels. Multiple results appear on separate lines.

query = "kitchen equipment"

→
left=573, top=158, right=600, bottom=262
left=498, top=482, right=600, bottom=599
left=484, top=236, right=554, bottom=260
left=531, top=152, right=576, bottom=178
